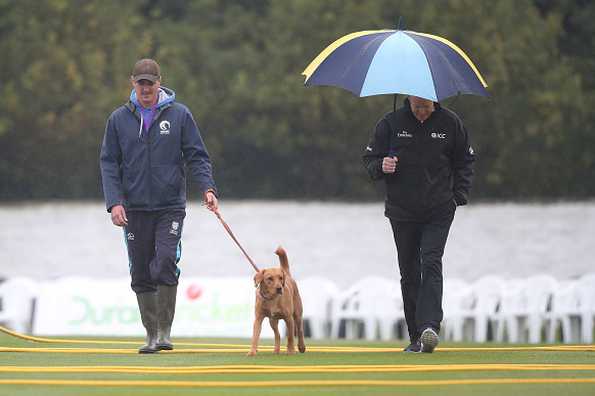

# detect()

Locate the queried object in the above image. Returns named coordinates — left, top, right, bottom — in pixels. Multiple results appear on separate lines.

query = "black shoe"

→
left=403, top=340, right=422, bottom=353
left=420, top=328, right=439, bottom=353
left=156, top=341, right=173, bottom=351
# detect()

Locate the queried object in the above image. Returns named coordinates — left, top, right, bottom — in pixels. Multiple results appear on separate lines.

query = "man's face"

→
left=409, top=96, right=435, bottom=123
left=132, top=79, right=160, bottom=107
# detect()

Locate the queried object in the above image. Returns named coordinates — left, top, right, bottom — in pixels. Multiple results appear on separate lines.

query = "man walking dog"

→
left=100, top=58, right=218, bottom=353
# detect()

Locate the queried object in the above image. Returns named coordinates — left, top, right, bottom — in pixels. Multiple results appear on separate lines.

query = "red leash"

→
left=214, top=210, right=260, bottom=272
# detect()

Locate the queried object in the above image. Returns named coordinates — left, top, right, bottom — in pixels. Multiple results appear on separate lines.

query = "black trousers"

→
left=124, top=209, right=186, bottom=294
left=389, top=205, right=455, bottom=342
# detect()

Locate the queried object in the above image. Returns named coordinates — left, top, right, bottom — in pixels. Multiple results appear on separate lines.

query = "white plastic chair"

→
left=577, top=273, right=595, bottom=343
left=0, top=277, right=39, bottom=333
left=442, top=278, right=473, bottom=342
left=494, top=278, right=527, bottom=342
left=330, top=276, right=402, bottom=340
left=547, top=280, right=581, bottom=343
left=467, top=275, right=503, bottom=342
left=522, top=275, right=558, bottom=343
left=298, top=276, right=340, bottom=339
left=496, top=275, right=558, bottom=343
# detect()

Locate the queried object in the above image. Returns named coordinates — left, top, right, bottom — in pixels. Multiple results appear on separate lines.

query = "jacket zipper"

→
left=147, top=105, right=169, bottom=210
left=143, top=104, right=171, bottom=210
left=135, top=108, right=154, bottom=211
left=147, top=119, right=153, bottom=210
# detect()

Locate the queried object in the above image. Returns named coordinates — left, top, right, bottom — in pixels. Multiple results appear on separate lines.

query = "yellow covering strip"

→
left=406, top=31, right=488, bottom=88
left=302, top=30, right=394, bottom=81
left=0, top=378, right=594, bottom=388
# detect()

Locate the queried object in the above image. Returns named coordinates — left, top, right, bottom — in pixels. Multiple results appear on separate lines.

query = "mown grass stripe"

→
left=2, top=345, right=594, bottom=354
left=3, top=325, right=594, bottom=352
left=1, top=363, right=595, bottom=374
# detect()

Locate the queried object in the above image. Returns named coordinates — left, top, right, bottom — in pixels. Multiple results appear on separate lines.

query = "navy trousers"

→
left=389, top=204, right=455, bottom=342
left=124, top=209, right=185, bottom=294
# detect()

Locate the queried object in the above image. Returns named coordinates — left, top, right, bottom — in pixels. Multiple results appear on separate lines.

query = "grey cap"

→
left=132, top=59, right=161, bottom=82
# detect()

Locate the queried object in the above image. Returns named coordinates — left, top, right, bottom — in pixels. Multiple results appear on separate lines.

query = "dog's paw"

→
left=287, top=349, right=296, bottom=355
left=246, top=350, right=257, bottom=357
left=273, top=348, right=281, bottom=354
left=299, top=345, right=306, bottom=353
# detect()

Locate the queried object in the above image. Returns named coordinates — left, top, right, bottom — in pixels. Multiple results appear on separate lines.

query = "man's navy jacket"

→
left=100, top=87, right=217, bottom=212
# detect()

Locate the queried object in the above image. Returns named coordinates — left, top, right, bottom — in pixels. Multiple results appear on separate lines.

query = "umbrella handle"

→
left=387, top=108, right=398, bottom=158
left=396, top=16, right=404, bottom=30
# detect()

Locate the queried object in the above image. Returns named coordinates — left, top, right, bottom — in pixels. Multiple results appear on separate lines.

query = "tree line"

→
left=1, top=0, right=593, bottom=201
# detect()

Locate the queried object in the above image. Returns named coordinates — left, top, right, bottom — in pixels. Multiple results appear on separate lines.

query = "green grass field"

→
left=1, top=329, right=594, bottom=396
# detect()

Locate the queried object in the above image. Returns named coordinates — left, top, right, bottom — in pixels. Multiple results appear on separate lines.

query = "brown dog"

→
left=248, top=246, right=306, bottom=356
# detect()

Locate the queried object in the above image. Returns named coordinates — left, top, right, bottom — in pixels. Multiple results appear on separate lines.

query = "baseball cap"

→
left=132, top=59, right=161, bottom=82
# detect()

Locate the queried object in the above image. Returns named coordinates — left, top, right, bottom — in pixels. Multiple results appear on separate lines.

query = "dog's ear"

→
left=254, top=270, right=265, bottom=287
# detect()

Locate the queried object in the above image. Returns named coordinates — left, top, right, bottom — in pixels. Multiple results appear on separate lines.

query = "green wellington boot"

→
left=156, top=285, right=177, bottom=351
left=136, top=292, right=159, bottom=354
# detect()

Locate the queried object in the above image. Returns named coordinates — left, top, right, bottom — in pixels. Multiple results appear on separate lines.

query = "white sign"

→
left=32, top=277, right=276, bottom=338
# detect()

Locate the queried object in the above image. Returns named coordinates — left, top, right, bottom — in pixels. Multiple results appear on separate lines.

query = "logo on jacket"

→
left=397, top=130, right=412, bottom=138
left=160, top=120, right=171, bottom=135
left=431, top=132, right=446, bottom=139
left=127, top=232, right=135, bottom=241
left=170, top=221, right=180, bottom=236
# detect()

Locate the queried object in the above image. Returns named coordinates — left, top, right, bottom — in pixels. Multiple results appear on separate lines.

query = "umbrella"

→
left=302, top=29, right=488, bottom=102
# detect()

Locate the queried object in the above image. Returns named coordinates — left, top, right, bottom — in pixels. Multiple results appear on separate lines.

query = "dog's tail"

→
left=275, top=246, right=290, bottom=276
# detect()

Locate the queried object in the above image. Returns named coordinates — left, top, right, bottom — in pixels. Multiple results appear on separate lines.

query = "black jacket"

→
left=363, top=98, right=474, bottom=221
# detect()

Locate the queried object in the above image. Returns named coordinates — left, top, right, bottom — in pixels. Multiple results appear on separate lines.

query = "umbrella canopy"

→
left=302, top=30, right=488, bottom=102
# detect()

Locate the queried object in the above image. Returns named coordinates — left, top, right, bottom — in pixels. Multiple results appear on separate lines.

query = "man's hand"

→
left=204, top=190, right=219, bottom=212
left=382, top=156, right=398, bottom=174
left=110, top=204, right=128, bottom=227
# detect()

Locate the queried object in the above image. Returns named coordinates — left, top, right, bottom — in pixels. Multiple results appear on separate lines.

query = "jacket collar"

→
left=125, top=86, right=176, bottom=117
left=402, top=97, right=441, bottom=123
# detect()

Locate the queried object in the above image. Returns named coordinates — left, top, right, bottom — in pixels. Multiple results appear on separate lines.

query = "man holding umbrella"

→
left=100, top=58, right=218, bottom=353
left=363, top=95, right=475, bottom=353
left=303, top=28, right=485, bottom=352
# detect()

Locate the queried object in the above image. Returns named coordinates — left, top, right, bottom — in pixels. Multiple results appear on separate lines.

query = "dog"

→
left=247, top=246, right=306, bottom=356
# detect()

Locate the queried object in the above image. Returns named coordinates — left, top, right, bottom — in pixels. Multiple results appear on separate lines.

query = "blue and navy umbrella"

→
left=302, top=30, right=488, bottom=102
